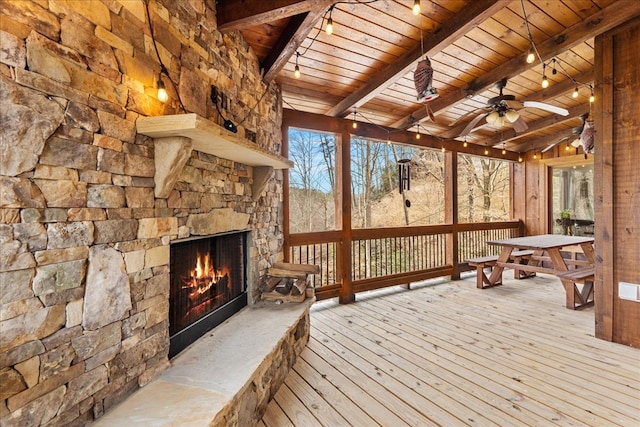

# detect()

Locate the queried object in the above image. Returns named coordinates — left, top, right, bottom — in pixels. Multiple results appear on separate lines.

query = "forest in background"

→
left=288, top=130, right=510, bottom=234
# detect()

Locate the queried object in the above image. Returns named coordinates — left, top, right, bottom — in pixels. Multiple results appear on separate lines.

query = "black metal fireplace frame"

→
left=168, top=230, right=249, bottom=358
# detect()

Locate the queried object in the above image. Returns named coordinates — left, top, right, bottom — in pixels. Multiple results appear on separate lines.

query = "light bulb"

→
left=157, top=79, right=168, bottom=103
left=541, top=75, right=549, bottom=88
left=326, top=17, right=333, bottom=35
left=484, top=148, right=489, bottom=155
left=518, top=155, right=523, bottom=162
left=441, top=146, right=445, bottom=152
left=463, top=141, right=468, bottom=148
left=565, top=143, right=570, bottom=151
left=352, top=120, right=357, bottom=129
left=294, top=65, right=300, bottom=79
left=526, top=45, right=535, bottom=64
left=572, top=87, right=579, bottom=98
left=413, top=0, right=420, bottom=15
left=533, top=152, right=538, bottom=159
left=415, top=132, right=420, bottom=140
left=589, top=93, right=595, bottom=103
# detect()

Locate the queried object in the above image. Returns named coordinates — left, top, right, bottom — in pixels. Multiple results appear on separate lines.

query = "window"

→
left=551, top=164, right=594, bottom=235
left=351, top=137, right=445, bottom=228
left=288, top=129, right=336, bottom=233
left=457, top=154, right=511, bottom=222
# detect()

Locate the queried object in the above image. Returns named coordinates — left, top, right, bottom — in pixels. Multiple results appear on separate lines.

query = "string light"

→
left=463, top=137, right=468, bottom=148
left=502, top=143, right=506, bottom=155
left=533, top=152, right=538, bottom=159
left=565, top=142, right=570, bottom=151
left=589, top=85, right=595, bottom=103
left=526, top=44, right=536, bottom=64
left=572, top=87, right=579, bottom=98
left=413, top=0, right=421, bottom=15
left=294, top=52, right=300, bottom=78
left=442, top=146, right=445, bottom=152
left=352, top=109, right=358, bottom=129
left=326, top=14, right=333, bottom=35
left=484, top=147, right=489, bottom=155
left=157, top=77, right=168, bottom=103
left=541, top=63, right=549, bottom=88
left=415, top=123, right=421, bottom=139
left=518, top=154, right=523, bottom=162
left=551, top=58, right=557, bottom=75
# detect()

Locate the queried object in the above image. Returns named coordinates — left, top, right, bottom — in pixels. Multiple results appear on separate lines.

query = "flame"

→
left=182, top=252, right=226, bottom=298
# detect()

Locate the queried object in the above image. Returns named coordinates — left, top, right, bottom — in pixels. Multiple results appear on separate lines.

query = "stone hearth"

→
left=93, top=300, right=311, bottom=426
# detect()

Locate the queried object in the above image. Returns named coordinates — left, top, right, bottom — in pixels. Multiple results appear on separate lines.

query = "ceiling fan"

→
left=456, top=79, right=570, bottom=137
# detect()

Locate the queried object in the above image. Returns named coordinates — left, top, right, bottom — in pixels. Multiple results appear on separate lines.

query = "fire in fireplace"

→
left=169, top=230, right=248, bottom=358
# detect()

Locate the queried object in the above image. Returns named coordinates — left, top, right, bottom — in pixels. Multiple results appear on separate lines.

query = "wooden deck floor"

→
left=259, top=273, right=640, bottom=426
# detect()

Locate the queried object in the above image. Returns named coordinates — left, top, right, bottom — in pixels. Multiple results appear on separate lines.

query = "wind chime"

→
left=398, top=159, right=411, bottom=194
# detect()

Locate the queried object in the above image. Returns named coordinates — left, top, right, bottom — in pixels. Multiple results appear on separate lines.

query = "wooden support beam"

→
left=283, top=108, right=520, bottom=161
left=217, top=0, right=322, bottom=32
left=324, top=0, right=504, bottom=118
left=262, top=1, right=333, bottom=82
left=392, top=1, right=640, bottom=129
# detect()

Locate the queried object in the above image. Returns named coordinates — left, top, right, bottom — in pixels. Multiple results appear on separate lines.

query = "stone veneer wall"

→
left=0, top=1, right=285, bottom=425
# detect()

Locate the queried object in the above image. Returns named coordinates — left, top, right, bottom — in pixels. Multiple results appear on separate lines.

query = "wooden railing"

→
left=286, top=220, right=523, bottom=301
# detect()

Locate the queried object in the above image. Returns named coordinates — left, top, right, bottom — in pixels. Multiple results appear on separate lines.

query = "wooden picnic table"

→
left=486, top=234, right=596, bottom=310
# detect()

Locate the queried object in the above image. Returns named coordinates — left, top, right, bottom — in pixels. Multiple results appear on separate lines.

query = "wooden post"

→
left=337, top=131, right=354, bottom=303
left=445, top=150, right=460, bottom=279
left=281, top=119, right=291, bottom=262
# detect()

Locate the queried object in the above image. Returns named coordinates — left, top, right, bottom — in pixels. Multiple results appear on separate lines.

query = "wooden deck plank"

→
left=291, top=358, right=380, bottom=426
left=282, top=369, right=352, bottom=427
left=262, top=274, right=640, bottom=426
left=272, top=383, right=324, bottom=427
left=301, top=343, right=409, bottom=426
left=261, top=396, right=295, bottom=427
left=312, top=311, right=537, bottom=426
left=362, top=294, right=639, bottom=424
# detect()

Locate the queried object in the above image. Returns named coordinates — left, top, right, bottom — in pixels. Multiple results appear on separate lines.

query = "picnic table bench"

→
left=466, top=250, right=534, bottom=289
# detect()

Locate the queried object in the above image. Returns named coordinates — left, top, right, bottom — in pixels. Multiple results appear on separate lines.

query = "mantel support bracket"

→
left=154, top=136, right=193, bottom=198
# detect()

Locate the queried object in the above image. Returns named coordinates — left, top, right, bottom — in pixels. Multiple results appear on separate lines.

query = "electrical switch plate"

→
left=618, top=282, right=640, bottom=302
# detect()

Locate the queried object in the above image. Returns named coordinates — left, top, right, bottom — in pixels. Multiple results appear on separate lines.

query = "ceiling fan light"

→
left=505, top=109, right=520, bottom=123
left=486, top=111, right=500, bottom=125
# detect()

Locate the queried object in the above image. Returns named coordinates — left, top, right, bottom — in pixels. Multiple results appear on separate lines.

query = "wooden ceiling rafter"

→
left=216, top=0, right=323, bottom=32
left=323, top=0, right=505, bottom=118
left=262, top=1, right=334, bottom=82
left=391, top=0, right=640, bottom=130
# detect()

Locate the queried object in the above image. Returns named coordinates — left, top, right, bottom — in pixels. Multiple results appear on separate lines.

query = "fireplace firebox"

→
left=169, top=230, right=248, bottom=358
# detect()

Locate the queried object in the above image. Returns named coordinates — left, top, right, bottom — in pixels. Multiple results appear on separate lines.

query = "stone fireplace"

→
left=0, top=1, right=303, bottom=426
left=169, top=230, right=249, bottom=358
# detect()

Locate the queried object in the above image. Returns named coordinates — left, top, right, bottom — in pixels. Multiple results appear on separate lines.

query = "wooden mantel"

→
left=136, top=113, right=292, bottom=199
left=136, top=113, right=293, bottom=169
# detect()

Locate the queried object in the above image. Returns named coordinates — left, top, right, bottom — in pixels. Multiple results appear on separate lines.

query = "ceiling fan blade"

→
left=449, top=107, right=490, bottom=127
left=459, top=113, right=488, bottom=137
left=523, top=101, right=569, bottom=116
left=503, top=100, right=524, bottom=110
left=512, top=116, right=528, bottom=133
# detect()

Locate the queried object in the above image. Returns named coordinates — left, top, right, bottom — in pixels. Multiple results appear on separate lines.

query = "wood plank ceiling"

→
left=217, top=0, right=640, bottom=155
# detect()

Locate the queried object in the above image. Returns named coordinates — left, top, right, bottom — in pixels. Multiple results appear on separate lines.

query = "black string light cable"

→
left=521, top=0, right=594, bottom=101
left=294, top=0, right=379, bottom=78
left=144, top=0, right=186, bottom=112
